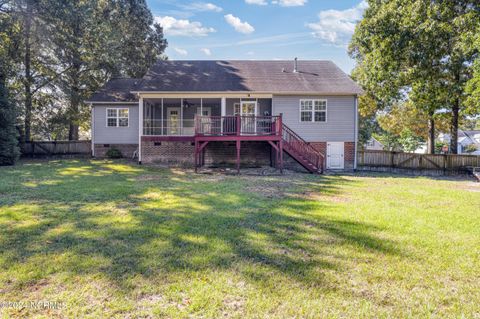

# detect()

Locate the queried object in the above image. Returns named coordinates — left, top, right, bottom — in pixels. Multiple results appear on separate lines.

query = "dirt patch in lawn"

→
left=291, top=191, right=351, bottom=203
left=458, top=182, right=480, bottom=192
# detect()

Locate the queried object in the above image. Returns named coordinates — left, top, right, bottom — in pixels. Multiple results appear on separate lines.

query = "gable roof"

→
left=85, top=78, right=140, bottom=103
left=136, top=60, right=363, bottom=94
left=460, top=130, right=480, bottom=145
left=86, top=60, right=363, bottom=103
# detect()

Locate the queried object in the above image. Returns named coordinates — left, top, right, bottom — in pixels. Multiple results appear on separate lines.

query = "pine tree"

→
left=0, top=4, right=20, bottom=165
left=0, top=74, right=19, bottom=165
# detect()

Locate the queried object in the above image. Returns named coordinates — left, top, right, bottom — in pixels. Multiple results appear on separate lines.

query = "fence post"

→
left=391, top=151, right=395, bottom=168
left=443, top=154, right=447, bottom=174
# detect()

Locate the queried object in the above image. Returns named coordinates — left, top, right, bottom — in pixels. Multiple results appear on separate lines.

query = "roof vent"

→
left=293, top=57, right=298, bottom=73
left=281, top=68, right=286, bottom=73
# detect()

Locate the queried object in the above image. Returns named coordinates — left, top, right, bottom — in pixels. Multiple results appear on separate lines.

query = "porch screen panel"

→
left=182, top=98, right=201, bottom=136
left=163, top=99, right=181, bottom=135
left=143, top=99, right=162, bottom=135
left=202, top=98, right=222, bottom=135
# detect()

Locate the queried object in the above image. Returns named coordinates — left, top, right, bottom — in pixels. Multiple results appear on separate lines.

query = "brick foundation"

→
left=94, top=144, right=138, bottom=158
left=141, top=139, right=195, bottom=165
left=344, top=142, right=355, bottom=169
left=310, top=142, right=327, bottom=155
left=138, top=137, right=356, bottom=171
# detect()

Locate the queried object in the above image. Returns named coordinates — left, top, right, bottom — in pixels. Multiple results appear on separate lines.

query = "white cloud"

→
left=201, top=48, right=212, bottom=56
left=247, top=51, right=255, bottom=56
left=173, top=47, right=188, bottom=56
left=307, top=0, right=367, bottom=45
left=245, top=0, right=268, bottom=5
left=155, top=16, right=216, bottom=37
left=224, top=14, right=255, bottom=34
left=182, top=2, right=223, bottom=12
left=272, top=0, right=307, bottom=6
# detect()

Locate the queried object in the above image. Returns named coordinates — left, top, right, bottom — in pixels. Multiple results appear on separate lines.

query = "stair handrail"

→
left=282, top=123, right=325, bottom=172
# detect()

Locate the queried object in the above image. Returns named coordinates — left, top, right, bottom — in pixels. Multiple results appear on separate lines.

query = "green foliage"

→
left=435, top=141, right=449, bottom=154
left=464, top=144, right=478, bottom=154
left=0, top=79, right=20, bottom=165
left=465, top=58, right=480, bottom=114
left=350, top=1, right=480, bottom=153
left=0, top=2, right=20, bottom=165
left=372, top=132, right=401, bottom=152
left=460, top=117, right=480, bottom=130
left=105, top=147, right=123, bottom=159
left=398, top=129, right=423, bottom=153
left=4, top=0, right=167, bottom=141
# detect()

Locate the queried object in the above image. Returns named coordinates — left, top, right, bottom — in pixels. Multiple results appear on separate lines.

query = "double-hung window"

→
left=106, top=108, right=129, bottom=127
left=300, top=99, right=327, bottom=122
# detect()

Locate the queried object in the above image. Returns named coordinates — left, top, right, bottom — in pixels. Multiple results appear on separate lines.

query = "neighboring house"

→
left=364, top=137, right=384, bottom=151
left=86, top=60, right=363, bottom=172
left=414, top=143, right=427, bottom=154
left=439, top=130, right=480, bottom=154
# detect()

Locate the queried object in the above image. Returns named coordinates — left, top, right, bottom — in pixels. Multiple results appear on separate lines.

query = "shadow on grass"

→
left=0, top=159, right=403, bottom=293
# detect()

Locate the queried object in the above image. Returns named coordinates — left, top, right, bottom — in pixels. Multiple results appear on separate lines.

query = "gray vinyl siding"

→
left=93, top=104, right=139, bottom=144
left=272, top=95, right=355, bottom=142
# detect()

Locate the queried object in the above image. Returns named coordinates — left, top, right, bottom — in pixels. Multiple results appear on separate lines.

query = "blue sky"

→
left=147, top=0, right=367, bottom=73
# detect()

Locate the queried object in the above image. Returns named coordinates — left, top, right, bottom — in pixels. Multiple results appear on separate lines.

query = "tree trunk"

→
left=68, top=122, right=79, bottom=140
left=68, top=83, right=80, bottom=141
left=23, top=0, right=33, bottom=142
left=427, top=117, right=435, bottom=154
left=450, top=98, right=459, bottom=154
left=67, top=16, right=81, bottom=141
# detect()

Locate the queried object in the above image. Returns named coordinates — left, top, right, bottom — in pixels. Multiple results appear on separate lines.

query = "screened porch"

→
left=142, top=98, right=273, bottom=136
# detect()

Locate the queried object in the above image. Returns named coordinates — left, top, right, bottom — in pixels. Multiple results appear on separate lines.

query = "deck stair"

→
left=282, top=124, right=325, bottom=173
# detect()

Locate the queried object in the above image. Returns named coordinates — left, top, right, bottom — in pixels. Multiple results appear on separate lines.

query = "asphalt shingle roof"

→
left=85, top=78, right=140, bottom=103
left=87, top=60, right=363, bottom=103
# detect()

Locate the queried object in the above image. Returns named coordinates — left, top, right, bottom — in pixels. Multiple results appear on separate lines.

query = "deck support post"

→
left=275, top=142, right=280, bottom=169
left=279, top=139, right=284, bottom=174
left=194, top=139, right=199, bottom=173
left=236, top=140, right=241, bottom=174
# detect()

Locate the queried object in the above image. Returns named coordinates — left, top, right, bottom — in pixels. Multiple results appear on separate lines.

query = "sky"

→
left=146, top=0, right=367, bottom=73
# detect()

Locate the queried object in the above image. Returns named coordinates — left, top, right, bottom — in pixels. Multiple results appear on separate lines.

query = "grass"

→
left=0, top=159, right=479, bottom=318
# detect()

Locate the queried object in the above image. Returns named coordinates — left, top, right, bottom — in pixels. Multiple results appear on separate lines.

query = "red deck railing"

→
left=282, top=123, right=325, bottom=172
left=195, top=115, right=282, bottom=136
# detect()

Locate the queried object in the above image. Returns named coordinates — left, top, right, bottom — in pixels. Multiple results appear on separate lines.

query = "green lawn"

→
left=0, top=160, right=479, bottom=318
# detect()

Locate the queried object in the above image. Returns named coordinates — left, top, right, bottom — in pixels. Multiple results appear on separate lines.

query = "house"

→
left=364, top=137, right=384, bottom=151
left=86, top=59, right=363, bottom=173
left=438, top=130, right=480, bottom=154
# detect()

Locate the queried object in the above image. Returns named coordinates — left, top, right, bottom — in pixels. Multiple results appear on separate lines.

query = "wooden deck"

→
left=142, top=115, right=325, bottom=174
left=193, top=115, right=284, bottom=173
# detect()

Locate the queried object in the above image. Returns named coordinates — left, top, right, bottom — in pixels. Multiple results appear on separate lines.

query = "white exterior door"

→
left=197, top=107, right=212, bottom=134
left=240, top=101, right=257, bottom=134
left=197, top=107, right=211, bottom=117
left=327, top=142, right=344, bottom=169
left=167, top=107, right=181, bottom=135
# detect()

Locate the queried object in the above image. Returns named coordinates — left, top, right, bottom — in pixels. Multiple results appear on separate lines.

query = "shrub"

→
left=464, top=144, right=478, bottom=153
left=106, top=147, right=122, bottom=159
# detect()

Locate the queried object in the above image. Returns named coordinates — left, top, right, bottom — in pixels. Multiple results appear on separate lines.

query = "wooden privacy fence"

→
left=22, top=141, right=91, bottom=157
left=358, top=150, right=480, bottom=173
